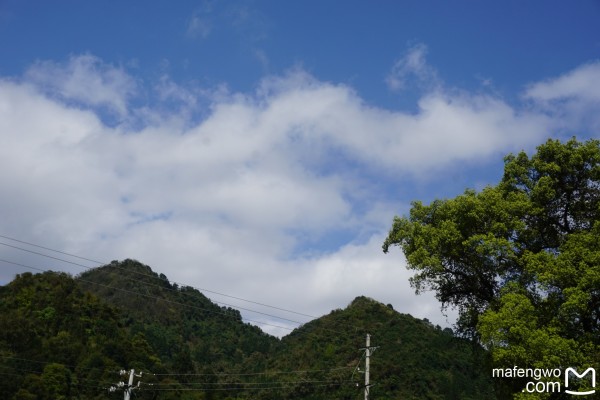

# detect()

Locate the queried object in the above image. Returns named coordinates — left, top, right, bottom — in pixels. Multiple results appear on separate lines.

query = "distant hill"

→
left=269, top=296, right=500, bottom=399
left=0, top=259, right=506, bottom=399
left=77, top=259, right=277, bottom=374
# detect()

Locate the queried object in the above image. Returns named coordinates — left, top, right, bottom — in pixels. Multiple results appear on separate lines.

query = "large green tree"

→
left=383, top=138, right=600, bottom=397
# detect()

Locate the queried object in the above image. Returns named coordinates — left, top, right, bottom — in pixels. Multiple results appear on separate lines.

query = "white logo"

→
left=565, top=367, right=596, bottom=396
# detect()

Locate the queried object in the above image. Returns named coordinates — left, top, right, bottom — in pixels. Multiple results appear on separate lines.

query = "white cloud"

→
left=524, top=61, right=600, bottom=130
left=0, top=81, right=111, bottom=236
left=25, top=54, right=137, bottom=118
left=1, top=55, right=598, bottom=337
left=245, top=71, right=551, bottom=174
left=155, top=75, right=198, bottom=107
left=386, top=43, right=440, bottom=92
left=525, top=61, right=600, bottom=103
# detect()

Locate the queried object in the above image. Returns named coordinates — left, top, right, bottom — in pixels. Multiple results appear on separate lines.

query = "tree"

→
left=40, top=363, right=73, bottom=400
left=383, top=138, right=600, bottom=396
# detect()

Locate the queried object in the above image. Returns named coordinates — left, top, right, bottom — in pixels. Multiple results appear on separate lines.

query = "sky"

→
left=0, top=0, right=599, bottom=337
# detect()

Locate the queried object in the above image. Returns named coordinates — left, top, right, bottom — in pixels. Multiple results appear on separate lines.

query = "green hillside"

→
left=77, top=259, right=277, bottom=375
left=0, top=260, right=504, bottom=399
left=268, top=296, right=500, bottom=400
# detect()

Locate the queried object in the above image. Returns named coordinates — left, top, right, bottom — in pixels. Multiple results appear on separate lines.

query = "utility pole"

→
left=361, top=333, right=377, bottom=400
left=365, top=333, right=370, bottom=400
left=109, top=369, right=142, bottom=400
left=124, top=369, right=135, bottom=400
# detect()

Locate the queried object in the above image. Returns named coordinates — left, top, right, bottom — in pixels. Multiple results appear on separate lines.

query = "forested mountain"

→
left=270, top=296, right=500, bottom=399
left=77, top=259, right=277, bottom=376
left=0, top=259, right=504, bottom=399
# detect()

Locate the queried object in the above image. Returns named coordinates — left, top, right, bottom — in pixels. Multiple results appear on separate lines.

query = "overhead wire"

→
left=0, top=241, right=307, bottom=325
left=0, top=355, right=355, bottom=381
left=0, top=235, right=373, bottom=393
left=0, top=257, right=295, bottom=332
left=0, top=255, right=364, bottom=344
left=140, top=377, right=357, bottom=393
left=151, top=366, right=354, bottom=377
left=0, top=355, right=358, bottom=394
left=145, top=379, right=352, bottom=386
left=141, top=382, right=356, bottom=392
left=0, top=370, right=112, bottom=394
left=145, top=366, right=358, bottom=392
left=0, top=356, right=351, bottom=395
left=0, top=234, right=102, bottom=264
left=0, top=359, right=120, bottom=389
left=0, top=233, right=317, bottom=318
left=0, top=354, right=117, bottom=374
left=0, top=355, right=351, bottom=377
left=0, top=235, right=362, bottom=337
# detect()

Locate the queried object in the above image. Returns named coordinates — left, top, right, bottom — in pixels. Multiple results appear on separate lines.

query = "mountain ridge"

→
left=0, top=259, right=505, bottom=399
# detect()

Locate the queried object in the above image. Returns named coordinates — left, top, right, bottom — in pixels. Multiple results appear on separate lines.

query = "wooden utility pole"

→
left=365, top=333, right=371, bottom=400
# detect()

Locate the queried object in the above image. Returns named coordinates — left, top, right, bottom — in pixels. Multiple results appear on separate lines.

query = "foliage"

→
left=0, top=271, right=140, bottom=399
left=77, top=259, right=276, bottom=373
left=269, top=296, right=498, bottom=400
left=383, top=138, right=600, bottom=397
left=0, top=260, right=501, bottom=398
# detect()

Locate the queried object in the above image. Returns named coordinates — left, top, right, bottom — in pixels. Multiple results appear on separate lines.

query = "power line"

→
left=0, top=354, right=352, bottom=378
left=0, top=244, right=307, bottom=328
left=0, top=241, right=92, bottom=270
left=0, top=354, right=357, bottom=393
left=0, top=352, right=358, bottom=394
left=0, top=234, right=102, bottom=264
left=0, top=236, right=360, bottom=337
left=0, top=355, right=118, bottom=375
left=141, top=382, right=356, bottom=392
left=147, top=379, right=353, bottom=386
left=0, top=362, right=119, bottom=388
left=0, top=258, right=369, bottom=396
left=0, top=258, right=366, bottom=361
left=151, top=366, right=354, bottom=377
left=0, top=233, right=318, bottom=318
left=0, top=256, right=361, bottom=342
left=0, top=258, right=46, bottom=274
left=0, top=258, right=368, bottom=392
left=0, top=257, right=296, bottom=333
left=0, top=371, right=112, bottom=392
left=0, top=241, right=307, bottom=325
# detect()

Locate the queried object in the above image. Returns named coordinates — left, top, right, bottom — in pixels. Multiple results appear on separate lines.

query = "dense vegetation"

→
left=0, top=260, right=501, bottom=399
left=78, top=260, right=276, bottom=376
left=384, top=138, right=600, bottom=398
left=271, top=296, right=498, bottom=399
left=0, top=270, right=149, bottom=399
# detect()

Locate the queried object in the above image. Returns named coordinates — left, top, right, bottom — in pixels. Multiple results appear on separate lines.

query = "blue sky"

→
left=1, top=0, right=599, bottom=335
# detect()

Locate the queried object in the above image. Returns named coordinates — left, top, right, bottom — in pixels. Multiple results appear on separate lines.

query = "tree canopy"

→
left=383, top=137, right=600, bottom=397
left=0, top=262, right=501, bottom=399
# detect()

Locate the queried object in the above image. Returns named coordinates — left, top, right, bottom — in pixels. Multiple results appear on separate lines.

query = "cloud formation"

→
left=525, top=61, right=600, bottom=103
left=386, top=43, right=440, bottom=92
left=1, top=54, right=598, bottom=335
left=25, top=54, right=137, bottom=119
left=524, top=61, right=600, bottom=130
